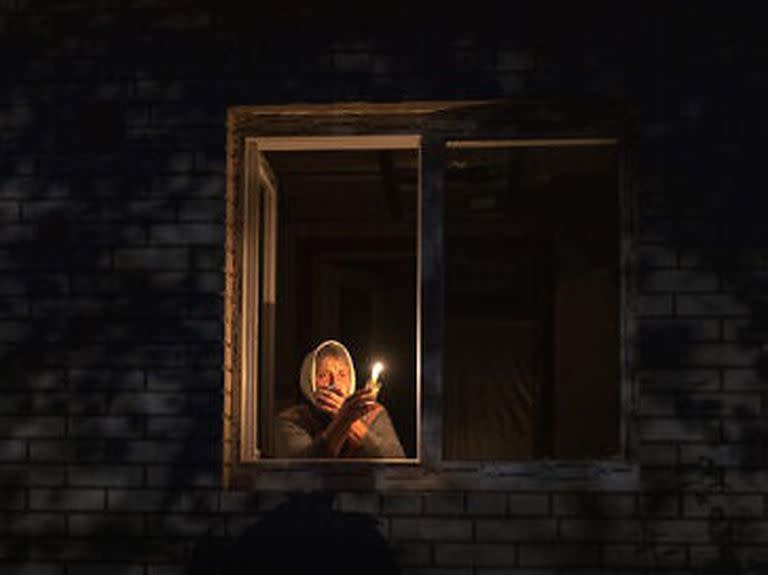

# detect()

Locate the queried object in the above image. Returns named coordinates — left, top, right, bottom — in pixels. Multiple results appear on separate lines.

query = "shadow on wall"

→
left=628, top=10, right=768, bottom=571
left=188, top=494, right=400, bottom=575
left=1, top=2, right=767, bottom=574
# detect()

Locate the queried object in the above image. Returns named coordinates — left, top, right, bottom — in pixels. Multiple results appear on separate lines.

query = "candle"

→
left=371, top=361, right=384, bottom=384
left=368, top=361, right=385, bottom=396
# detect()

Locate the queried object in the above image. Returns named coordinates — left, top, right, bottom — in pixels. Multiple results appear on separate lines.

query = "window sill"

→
left=227, top=459, right=639, bottom=492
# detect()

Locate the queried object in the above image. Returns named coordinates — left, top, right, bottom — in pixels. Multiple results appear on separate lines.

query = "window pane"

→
left=443, top=144, right=619, bottom=460
left=259, top=148, right=418, bottom=459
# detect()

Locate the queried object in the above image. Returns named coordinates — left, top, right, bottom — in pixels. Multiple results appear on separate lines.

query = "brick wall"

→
left=1, top=3, right=766, bottom=574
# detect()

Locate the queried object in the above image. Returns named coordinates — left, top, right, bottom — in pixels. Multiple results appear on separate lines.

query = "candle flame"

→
left=371, top=361, right=384, bottom=383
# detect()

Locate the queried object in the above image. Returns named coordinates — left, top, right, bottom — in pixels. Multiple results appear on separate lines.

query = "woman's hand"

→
left=315, top=386, right=345, bottom=416
left=337, top=387, right=377, bottom=424
left=316, top=387, right=377, bottom=457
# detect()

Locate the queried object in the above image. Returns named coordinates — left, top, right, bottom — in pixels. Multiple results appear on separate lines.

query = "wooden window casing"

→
left=224, top=100, right=638, bottom=491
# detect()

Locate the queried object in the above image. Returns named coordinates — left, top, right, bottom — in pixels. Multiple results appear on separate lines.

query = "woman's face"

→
left=315, top=355, right=351, bottom=396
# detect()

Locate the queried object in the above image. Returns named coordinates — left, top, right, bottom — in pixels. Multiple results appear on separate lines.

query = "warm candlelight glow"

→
left=371, top=361, right=384, bottom=383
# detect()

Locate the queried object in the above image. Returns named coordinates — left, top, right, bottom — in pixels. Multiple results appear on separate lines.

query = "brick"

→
left=730, top=521, right=768, bottom=544
left=68, top=513, right=144, bottom=536
left=646, top=520, right=710, bottom=543
left=0, top=486, right=25, bottom=510
left=689, top=545, right=728, bottom=568
left=109, top=392, right=189, bottom=415
left=146, top=465, right=219, bottom=488
left=518, top=543, right=600, bottom=566
left=677, top=294, right=749, bottom=316
left=151, top=176, right=223, bottom=198
left=121, top=440, right=185, bottom=463
left=29, top=440, right=106, bottom=463
left=108, top=489, right=216, bottom=513
left=382, top=494, right=423, bottom=515
left=146, top=513, right=215, bottom=536
left=0, top=417, right=64, bottom=438
left=722, top=419, right=768, bottom=442
left=149, top=223, right=223, bottom=245
left=67, top=566, right=143, bottom=575
left=723, top=318, right=753, bottom=342
left=637, top=418, right=719, bottom=442
left=2, top=513, right=66, bottom=535
left=466, top=493, right=506, bottom=516
left=0, top=274, right=24, bottom=294
left=686, top=343, right=759, bottom=367
left=67, top=465, right=143, bottom=487
left=219, top=491, right=275, bottom=512
left=683, top=494, right=762, bottom=518
left=68, top=416, right=143, bottom=438
left=1, top=464, right=66, bottom=486
left=723, top=369, right=766, bottom=390
left=507, top=494, right=549, bottom=516
left=435, top=544, right=517, bottom=566
left=0, top=177, right=37, bottom=198
left=681, top=393, right=760, bottom=416
left=392, top=543, right=431, bottom=566
left=68, top=369, right=144, bottom=390
left=559, top=519, right=642, bottom=541
left=0, top=320, right=31, bottom=342
left=638, top=369, right=719, bottom=392
left=638, top=493, right=680, bottom=518
left=147, top=566, right=186, bottom=575
left=553, top=494, right=636, bottom=517
left=679, top=444, right=757, bottom=467
left=634, top=294, right=673, bottom=316
left=194, top=151, right=225, bottom=174
left=114, top=247, right=188, bottom=270
left=334, top=492, right=380, bottom=514
left=724, top=470, right=768, bottom=491
left=107, top=489, right=168, bottom=513
left=603, top=544, right=687, bottom=568
left=641, top=269, right=718, bottom=292
left=0, top=564, right=63, bottom=575
left=476, top=519, right=556, bottom=542
left=424, top=492, right=464, bottom=515
left=0, top=393, right=27, bottom=418
left=636, top=444, right=678, bottom=466
left=638, top=394, right=676, bottom=416
left=0, top=439, right=26, bottom=462
left=145, top=416, right=201, bottom=438
left=637, top=245, right=677, bottom=268
left=401, top=569, right=472, bottom=575
left=391, top=519, right=472, bottom=541
left=29, top=488, right=105, bottom=511
left=638, top=318, right=720, bottom=342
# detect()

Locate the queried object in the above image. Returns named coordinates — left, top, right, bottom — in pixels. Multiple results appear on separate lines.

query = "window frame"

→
left=224, top=100, right=638, bottom=491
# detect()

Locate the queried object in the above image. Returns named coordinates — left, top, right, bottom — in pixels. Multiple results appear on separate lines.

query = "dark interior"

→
left=444, top=145, right=620, bottom=460
left=264, top=149, right=418, bottom=458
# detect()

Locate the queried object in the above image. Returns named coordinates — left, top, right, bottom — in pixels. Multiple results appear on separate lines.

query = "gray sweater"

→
left=274, top=403, right=406, bottom=459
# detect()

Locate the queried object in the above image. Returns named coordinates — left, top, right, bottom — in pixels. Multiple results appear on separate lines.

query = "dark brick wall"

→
left=1, top=2, right=766, bottom=574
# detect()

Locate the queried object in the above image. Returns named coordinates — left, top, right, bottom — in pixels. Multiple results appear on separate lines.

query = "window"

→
left=443, top=142, right=620, bottom=461
left=224, top=102, right=635, bottom=489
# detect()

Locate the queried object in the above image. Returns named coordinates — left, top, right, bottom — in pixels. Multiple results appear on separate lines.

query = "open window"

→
left=224, top=101, right=635, bottom=490
left=238, top=136, right=420, bottom=463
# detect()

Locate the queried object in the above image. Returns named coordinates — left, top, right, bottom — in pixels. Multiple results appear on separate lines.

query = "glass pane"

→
left=443, top=144, right=619, bottom=460
left=259, top=148, right=418, bottom=459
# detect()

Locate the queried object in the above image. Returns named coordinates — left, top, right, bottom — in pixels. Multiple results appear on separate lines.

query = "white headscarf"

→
left=298, top=339, right=357, bottom=407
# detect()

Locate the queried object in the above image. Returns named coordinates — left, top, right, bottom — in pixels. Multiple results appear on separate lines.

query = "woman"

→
left=274, top=340, right=405, bottom=458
